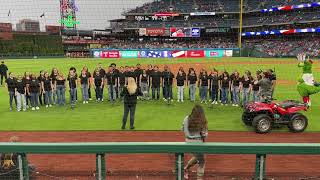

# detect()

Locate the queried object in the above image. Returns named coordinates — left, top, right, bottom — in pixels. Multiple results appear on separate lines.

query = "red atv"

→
left=242, top=100, right=308, bottom=134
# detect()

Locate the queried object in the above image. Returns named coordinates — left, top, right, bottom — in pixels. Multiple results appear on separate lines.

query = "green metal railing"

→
left=1, top=142, right=320, bottom=180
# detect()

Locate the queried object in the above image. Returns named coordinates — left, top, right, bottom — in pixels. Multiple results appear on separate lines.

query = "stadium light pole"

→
left=238, top=0, right=244, bottom=53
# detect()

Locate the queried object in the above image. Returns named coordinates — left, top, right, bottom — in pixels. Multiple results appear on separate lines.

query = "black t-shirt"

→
left=56, top=79, right=65, bottom=86
left=162, top=71, right=174, bottom=86
left=242, top=78, right=251, bottom=88
left=141, top=74, right=148, bottom=83
left=209, top=75, right=219, bottom=87
left=0, top=64, right=8, bottom=74
left=232, top=76, right=241, bottom=87
left=29, top=79, right=40, bottom=93
left=50, top=74, right=57, bottom=84
left=188, top=74, right=197, bottom=85
left=68, top=76, right=77, bottom=88
left=105, top=72, right=117, bottom=85
left=151, top=71, right=162, bottom=87
left=43, top=78, right=52, bottom=91
left=16, top=79, right=26, bottom=94
left=6, top=78, right=16, bottom=92
left=134, top=68, right=143, bottom=81
left=176, top=73, right=186, bottom=86
left=125, top=71, right=136, bottom=78
left=199, top=74, right=209, bottom=87
left=37, top=76, right=45, bottom=83
left=221, top=77, right=230, bottom=88
left=118, top=72, right=126, bottom=86
left=269, top=73, right=277, bottom=81
left=94, top=75, right=103, bottom=86
left=252, top=80, right=260, bottom=91
left=80, top=74, right=89, bottom=85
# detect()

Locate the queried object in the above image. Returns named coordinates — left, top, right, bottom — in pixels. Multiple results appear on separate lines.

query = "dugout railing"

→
left=1, top=142, right=320, bottom=180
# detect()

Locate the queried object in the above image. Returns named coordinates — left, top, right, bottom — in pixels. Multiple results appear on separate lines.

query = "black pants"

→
left=122, top=104, right=136, bottom=129
left=0, top=73, right=7, bottom=85
left=88, top=87, right=92, bottom=99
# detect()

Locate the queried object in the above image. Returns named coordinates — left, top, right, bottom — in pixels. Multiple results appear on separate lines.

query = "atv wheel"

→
left=288, top=113, right=308, bottom=133
left=252, top=114, right=272, bottom=134
left=242, top=112, right=253, bottom=126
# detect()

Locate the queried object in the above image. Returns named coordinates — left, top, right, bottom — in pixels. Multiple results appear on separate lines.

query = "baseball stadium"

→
left=0, top=0, right=320, bottom=179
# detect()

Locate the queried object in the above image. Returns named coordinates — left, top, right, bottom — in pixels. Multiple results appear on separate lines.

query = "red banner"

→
left=187, top=50, right=205, bottom=58
left=154, top=12, right=179, bottom=17
left=146, top=28, right=165, bottom=36
left=172, top=50, right=186, bottom=58
left=101, top=51, right=120, bottom=58
left=0, top=23, right=12, bottom=32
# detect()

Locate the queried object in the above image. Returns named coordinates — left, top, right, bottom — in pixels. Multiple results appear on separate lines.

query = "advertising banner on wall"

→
left=101, top=51, right=120, bottom=58
left=146, top=28, right=165, bottom=36
left=224, top=50, right=233, bottom=57
left=93, top=51, right=101, bottom=58
left=205, top=50, right=224, bottom=58
left=186, top=50, right=205, bottom=58
left=140, top=51, right=172, bottom=58
left=120, top=51, right=139, bottom=58
left=170, top=27, right=201, bottom=37
left=172, top=50, right=186, bottom=58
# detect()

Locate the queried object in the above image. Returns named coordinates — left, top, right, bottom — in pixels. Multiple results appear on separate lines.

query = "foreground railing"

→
left=1, top=142, right=320, bottom=180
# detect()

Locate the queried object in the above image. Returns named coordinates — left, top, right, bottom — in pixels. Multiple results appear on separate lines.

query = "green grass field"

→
left=0, top=57, right=319, bottom=131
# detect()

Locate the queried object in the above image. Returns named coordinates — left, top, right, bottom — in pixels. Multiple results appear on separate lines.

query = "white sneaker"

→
left=235, top=104, right=239, bottom=107
left=205, top=101, right=208, bottom=104
left=177, top=100, right=180, bottom=102
left=89, top=98, right=92, bottom=101
left=46, top=105, right=49, bottom=108
left=23, top=109, right=26, bottom=112
left=200, top=101, right=203, bottom=104
left=101, top=99, right=104, bottom=102
left=221, top=104, right=224, bottom=106
left=211, top=101, right=215, bottom=105
left=215, top=101, right=218, bottom=104
left=86, top=101, right=89, bottom=104
left=32, top=107, right=35, bottom=111
left=225, top=104, right=228, bottom=106
left=17, top=109, right=21, bottom=112
left=181, top=100, right=184, bottom=103
left=83, top=101, right=86, bottom=104
left=36, top=107, right=40, bottom=110
left=49, top=105, right=52, bottom=107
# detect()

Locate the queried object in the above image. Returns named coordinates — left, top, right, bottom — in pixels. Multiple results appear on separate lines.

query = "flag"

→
left=40, top=13, right=45, bottom=18
left=8, top=10, right=11, bottom=16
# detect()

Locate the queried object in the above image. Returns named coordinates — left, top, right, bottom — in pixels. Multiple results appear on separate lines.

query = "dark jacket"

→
left=121, top=87, right=142, bottom=105
left=0, top=64, right=8, bottom=75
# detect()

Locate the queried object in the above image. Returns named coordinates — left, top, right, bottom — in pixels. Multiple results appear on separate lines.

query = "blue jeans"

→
left=253, top=90, right=259, bottom=102
left=9, top=91, right=17, bottom=109
left=122, top=104, right=136, bottom=129
left=221, top=87, right=229, bottom=104
left=30, top=92, right=39, bottom=107
left=211, top=85, right=218, bottom=102
left=52, top=89, right=57, bottom=105
left=243, top=88, right=250, bottom=107
left=16, top=93, right=26, bottom=111
left=44, top=90, right=53, bottom=105
left=108, top=85, right=116, bottom=102
left=152, top=87, right=160, bottom=100
left=189, top=84, right=196, bottom=101
left=81, top=83, right=89, bottom=101
left=95, top=86, right=103, bottom=100
left=200, top=86, right=208, bottom=101
left=232, top=86, right=240, bottom=105
left=163, top=85, right=172, bottom=100
left=70, top=88, right=77, bottom=106
left=56, top=85, right=66, bottom=106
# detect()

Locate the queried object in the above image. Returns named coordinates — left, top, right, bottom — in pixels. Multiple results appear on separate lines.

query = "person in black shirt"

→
left=5, top=72, right=17, bottom=111
left=199, top=69, right=209, bottom=104
left=37, top=71, right=45, bottom=106
left=134, top=64, right=143, bottom=86
left=105, top=66, right=117, bottom=102
left=240, top=73, right=252, bottom=107
left=111, top=63, right=120, bottom=98
left=0, top=61, right=8, bottom=86
left=120, top=77, right=142, bottom=130
left=94, top=70, right=104, bottom=102
left=140, top=70, right=149, bottom=100
left=220, top=71, right=231, bottom=105
left=252, top=74, right=262, bottom=102
left=42, top=72, right=53, bottom=108
left=146, top=64, right=154, bottom=96
left=176, top=69, right=186, bottom=102
left=209, top=70, right=219, bottom=104
left=187, top=68, right=197, bottom=102
left=150, top=66, right=162, bottom=100
left=56, top=73, right=66, bottom=106
left=118, top=66, right=126, bottom=101
left=267, top=69, right=277, bottom=98
left=50, top=68, right=59, bottom=105
left=68, top=70, right=78, bottom=108
left=24, top=72, right=32, bottom=108
left=82, top=66, right=92, bottom=101
left=28, top=74, right=41, bottom=110
left=80, top=69, right=90, bottom=104
left=231, top=71, right=241, bottom=106
left=94, top=63, right=106, bottom=101
left=162, top=66, right=174, bottom=101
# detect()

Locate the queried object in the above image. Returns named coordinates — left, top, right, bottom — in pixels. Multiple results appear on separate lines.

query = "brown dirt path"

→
left=1, top=131, right=320, bottom=179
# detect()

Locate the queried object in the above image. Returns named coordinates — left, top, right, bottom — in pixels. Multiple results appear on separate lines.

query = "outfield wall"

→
left=90, top=48, right=241, bottom=58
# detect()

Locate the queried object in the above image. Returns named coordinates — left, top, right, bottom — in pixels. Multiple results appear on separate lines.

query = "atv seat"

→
left=279, top=100, right=303, bottom=109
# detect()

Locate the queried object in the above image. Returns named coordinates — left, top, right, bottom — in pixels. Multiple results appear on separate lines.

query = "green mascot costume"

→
left=297, top=53, right=320, bottom=106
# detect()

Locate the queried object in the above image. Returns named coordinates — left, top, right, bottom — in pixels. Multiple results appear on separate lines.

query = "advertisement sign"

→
left=101, top=51, right=120, bottom=58
left=187, top=50, right=205, bottom=58
left=205, top=50, right=224, bottom=58
left=224, top=50, right=233, bottom=57
left=190, top=12, right=215, bottom=16
left=93, top=51, right=101, bottom=58
left=139, top=28, right=146, bottom=36
left=170, top=27, right=200, bottom=37
left=172, top=51, right=186, bottom=58
left=146, top=28, right=165, bottom=36
left=0, top=23, right=12, bottom=32
left=139, top=51, right=172, bottom=58
left=120, top=51, right=138, bottom=58
left=154, top=12, right=179, bottom=17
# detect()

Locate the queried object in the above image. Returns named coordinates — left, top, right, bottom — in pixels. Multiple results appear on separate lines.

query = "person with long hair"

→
left=187, top=68, right=197, bottom=102
left=162, top=65, right=174, bottom=102
left=94, top=69, right=104, bottom=102
left=28, top=74, right=41, bottom=110
left=121, top=77, right=141, bottom=130
left=150, top=65, right=161, bottom=100
left=252, top=73, right=262, bottom=102
left=15, top=75, right=27, bottom=112
left=199, top=68, right=209, bottom=104
left=37, top=70, right=45, bottom=106
left=50, top=68, right=59, bottom=104
left=42, top=72, right=53, bottom=108
left=176, top=68, right=186, bottom=102
left=220, top=71, right=231, bottom=105
left=140, top=69, right=149, bottom=100
left=183, top=105, right=208, bottom=180
left=80, top=69, right=90, bottom=104
left=68, top=69, right=78, bottom=108
left=231, top=71, right=241, bottom=106
left=5, top=72, right=17, bottom=111
left=82, top=66, right=92, bottom=101
left=24, top=72, right=31, bottom=108
left=241, top=73, right=252, bottom=107
left=118, top=66, right=126, bottom=101
left=56, top=73, right=66, bottom=106
left=209, top=70, right=219, bottom=105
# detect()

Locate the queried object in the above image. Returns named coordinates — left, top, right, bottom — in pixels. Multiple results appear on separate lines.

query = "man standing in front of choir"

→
left=0, top=61, right=8, bottom=86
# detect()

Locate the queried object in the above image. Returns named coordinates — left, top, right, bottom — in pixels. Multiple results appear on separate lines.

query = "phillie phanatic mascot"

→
left=296, top=53, right=320, bottom=106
